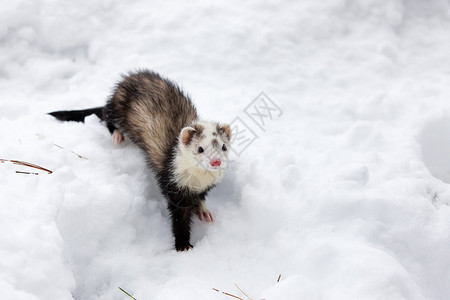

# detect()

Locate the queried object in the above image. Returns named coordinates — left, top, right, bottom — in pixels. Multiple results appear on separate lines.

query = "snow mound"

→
left=2, top=0, right=450, bottom=299
left=419, top=117, right=450, bottom=183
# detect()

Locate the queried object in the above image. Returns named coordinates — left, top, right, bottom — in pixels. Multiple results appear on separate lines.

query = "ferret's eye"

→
left=198, top=146, right=204, bottom=153
left=222, top=144, right=227, bottom=151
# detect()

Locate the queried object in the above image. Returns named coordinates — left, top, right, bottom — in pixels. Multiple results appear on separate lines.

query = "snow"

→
left=2, top=0, right=450, bottom=299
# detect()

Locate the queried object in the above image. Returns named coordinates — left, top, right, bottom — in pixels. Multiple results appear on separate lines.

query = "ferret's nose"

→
left=210, top=159, right=222, bottom=167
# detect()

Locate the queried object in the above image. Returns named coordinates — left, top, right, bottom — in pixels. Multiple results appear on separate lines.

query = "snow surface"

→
left=2, top=0, right=450, bottom=299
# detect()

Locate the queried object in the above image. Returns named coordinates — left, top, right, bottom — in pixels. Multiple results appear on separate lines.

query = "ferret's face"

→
left=179, top=122, right=231, bottom=171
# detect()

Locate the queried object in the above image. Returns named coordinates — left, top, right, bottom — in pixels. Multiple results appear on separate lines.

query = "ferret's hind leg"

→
left=104, top=104, right=123, bottom=145
left=112, top=129, right=124, bottom=145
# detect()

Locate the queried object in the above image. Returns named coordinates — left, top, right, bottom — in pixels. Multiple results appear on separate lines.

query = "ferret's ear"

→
left=180, top=126, right=196, bottom=146
left=218, top=124, right=231, bottom=142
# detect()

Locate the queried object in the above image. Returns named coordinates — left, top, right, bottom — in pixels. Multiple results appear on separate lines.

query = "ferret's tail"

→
left=48, top=107, right=104, bottom=122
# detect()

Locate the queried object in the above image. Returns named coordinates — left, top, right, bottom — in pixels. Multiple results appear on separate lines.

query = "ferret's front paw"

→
left=112, top=129, right=124, bottom=145
left=196, top=208, right=214, bottom=222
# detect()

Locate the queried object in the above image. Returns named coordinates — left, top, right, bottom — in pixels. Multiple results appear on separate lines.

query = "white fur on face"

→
left=173, top=121, right=230, bottom=192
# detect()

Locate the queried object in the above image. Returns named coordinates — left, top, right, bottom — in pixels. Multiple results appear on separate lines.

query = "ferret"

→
left=49, top=70, right=231, bottom=251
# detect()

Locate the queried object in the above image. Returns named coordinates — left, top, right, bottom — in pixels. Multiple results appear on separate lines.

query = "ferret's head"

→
left=179, top=121, right=231, bottom=170
left=174, top=121, right=231, bottom=190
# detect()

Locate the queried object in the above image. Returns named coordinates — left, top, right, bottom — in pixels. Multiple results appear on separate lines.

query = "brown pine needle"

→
left=234, top=283, right=252, bottom=300
left=212, top=288, right=244, bottom=300
left=54, top=143, right=88, bottom=159
left=0, top=159, right=53, bottom=175
left=277, top=274, right=282, bottom=282
left=15, top=171, right=39, bottom=175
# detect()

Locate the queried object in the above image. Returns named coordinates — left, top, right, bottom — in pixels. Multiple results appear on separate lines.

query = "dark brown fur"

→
left=104, top=70, right=198, bottom=173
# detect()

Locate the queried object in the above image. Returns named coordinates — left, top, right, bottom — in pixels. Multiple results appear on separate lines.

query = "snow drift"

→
left=1, top=0, right=450, bottom=299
